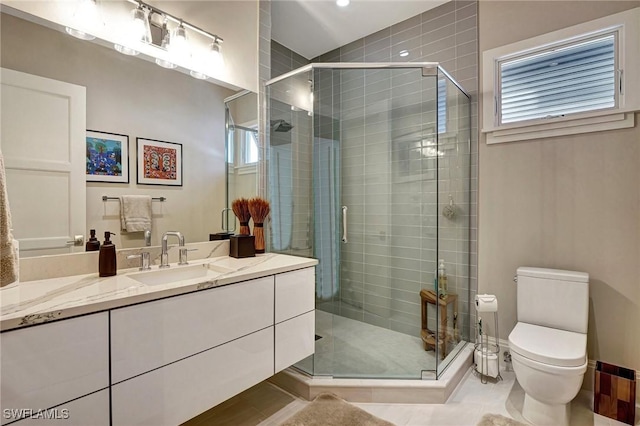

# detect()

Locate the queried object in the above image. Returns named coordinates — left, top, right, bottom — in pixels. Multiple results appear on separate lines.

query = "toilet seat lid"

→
left=508, top=322, right=586, bottom=367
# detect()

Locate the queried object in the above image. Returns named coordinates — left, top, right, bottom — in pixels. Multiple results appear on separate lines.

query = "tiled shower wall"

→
left=314, top=1, right=478, bottom=342
left=267, top=1, right=478, bottom=344
left=267, top=43, right=314, bottom=258
left=258, top=0, right=271, bottom=198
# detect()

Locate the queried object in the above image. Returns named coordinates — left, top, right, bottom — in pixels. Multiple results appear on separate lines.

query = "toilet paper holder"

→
left=474, top=294, right=502, bottom=383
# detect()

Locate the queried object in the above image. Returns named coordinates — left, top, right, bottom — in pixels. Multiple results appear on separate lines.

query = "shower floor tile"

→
left=307, top=309, right=443, bottom=378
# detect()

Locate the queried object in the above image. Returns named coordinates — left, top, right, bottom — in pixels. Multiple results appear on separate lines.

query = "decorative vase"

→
left=231, top=198, right=251, bottom=236
left=247, top=197, right=270, bottom=254
left=253, top=223, right=265, bottom=254
left=239, top=221, right=250, bottom=236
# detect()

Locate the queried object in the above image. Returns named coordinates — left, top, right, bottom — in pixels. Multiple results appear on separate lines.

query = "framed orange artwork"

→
left=136, top=138, right=182, bottom=186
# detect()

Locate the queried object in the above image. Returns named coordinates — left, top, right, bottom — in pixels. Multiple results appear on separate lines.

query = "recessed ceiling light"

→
left=336, top=0, right=350, bottom=7
left=399, top=50, right=409, bottom=57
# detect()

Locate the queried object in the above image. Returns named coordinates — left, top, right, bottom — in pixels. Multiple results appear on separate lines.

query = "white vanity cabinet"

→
left=110, top=276, right=275, bottom=383
left=111, top=328, right=274, bottom=425
left=1, top=264, right=316, bottom=426
left=274, top=268, right=316, bottom=373
left=14, top=390, right=110, bottom=426
left=110, top=266, right=315, bottom=425
left=0, top=313, right=109, bottom=426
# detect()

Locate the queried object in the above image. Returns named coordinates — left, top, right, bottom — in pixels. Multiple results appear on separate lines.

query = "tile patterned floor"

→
left=185, top=368, right=638, bottom=426
left=296, top=309, right=462, bottom=379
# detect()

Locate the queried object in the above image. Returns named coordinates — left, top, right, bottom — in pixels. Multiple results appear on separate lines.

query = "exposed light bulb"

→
left=399, top=50, right=409, bottom=57
left=169, top=22, right=190, bottom=62
left=65, top=0, right=100, bottom=40
left=336, top=0, right=350, bottom=7
left=131, top=6, right=152, bottom=44
left=114, top=44, right=139, bottom=56
left=190, top=70, right=208, bottom=80
left=208, top=39, right=223, bottom=69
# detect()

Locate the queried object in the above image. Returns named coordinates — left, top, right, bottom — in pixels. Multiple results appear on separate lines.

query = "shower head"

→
left=271, top=119, right=294, bottom=132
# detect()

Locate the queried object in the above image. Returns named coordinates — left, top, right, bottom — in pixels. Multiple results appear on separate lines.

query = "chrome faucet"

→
left=160, top=231, right=185, bottom=268
left=127, top=252, right=151, bottom=271
left=144, top=229, right=151, bottom=247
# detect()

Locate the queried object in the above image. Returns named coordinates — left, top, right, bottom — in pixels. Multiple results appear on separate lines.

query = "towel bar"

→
left=102, top=196, right=166, bottom=202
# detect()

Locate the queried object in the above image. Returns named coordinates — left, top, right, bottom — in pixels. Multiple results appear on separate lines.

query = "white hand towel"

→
left=0, top=150, right=18, bottom=287
left=120, top=195, right=152, bottom=232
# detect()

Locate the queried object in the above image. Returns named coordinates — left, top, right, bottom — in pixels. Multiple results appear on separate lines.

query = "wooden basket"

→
left=594, top=361, right=636, bottom=425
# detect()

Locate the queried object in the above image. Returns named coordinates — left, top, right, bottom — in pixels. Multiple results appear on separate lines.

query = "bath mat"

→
left=280, top=393, right=394, bottom=426
left=477, top=413, right=528, bottom=426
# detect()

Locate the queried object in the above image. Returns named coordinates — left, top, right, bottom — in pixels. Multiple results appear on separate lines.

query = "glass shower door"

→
left=312, top=67, right=442, bottom=379
left=266, top=63, right=470, bottom=380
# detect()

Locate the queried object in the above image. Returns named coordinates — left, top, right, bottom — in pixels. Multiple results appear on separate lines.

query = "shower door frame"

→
left=265, top=63, right=472, bottom=380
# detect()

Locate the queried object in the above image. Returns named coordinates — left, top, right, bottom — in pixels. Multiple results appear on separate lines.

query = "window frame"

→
left=482, top=8, right=639, bottom=144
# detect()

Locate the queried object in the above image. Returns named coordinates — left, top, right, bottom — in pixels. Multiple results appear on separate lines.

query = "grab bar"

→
left=342, top=206, right=348, bottom=243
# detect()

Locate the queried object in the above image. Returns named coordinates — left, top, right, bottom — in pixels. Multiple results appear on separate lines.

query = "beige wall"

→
left=1, top=13, right=235, bottom=248
left=478, top=1, right=640, bottom=372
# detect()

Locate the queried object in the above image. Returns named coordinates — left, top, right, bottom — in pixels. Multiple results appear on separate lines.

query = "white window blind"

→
left=499, top=33, right=616, bottom=124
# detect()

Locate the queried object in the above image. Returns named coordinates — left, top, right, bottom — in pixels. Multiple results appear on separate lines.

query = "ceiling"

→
left=271, top=0, right=449, bottom=59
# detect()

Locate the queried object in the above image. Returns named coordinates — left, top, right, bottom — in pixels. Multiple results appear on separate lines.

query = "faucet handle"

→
left=128, top=252, right=151, bottom=271
left=178, top=248, right=198, bottom=266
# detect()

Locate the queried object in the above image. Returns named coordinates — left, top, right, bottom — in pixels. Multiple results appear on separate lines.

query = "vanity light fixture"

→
left=113, top=3, right=151, bottom=56
left=336, top=0, right=350, bottom=7
left=65, top=0, right=102, bottom=41
left=131, top=4, right=152, bottom=44
left=169, top=21, right=189, bottom=61
left=67, top=0, right=225, bottom=79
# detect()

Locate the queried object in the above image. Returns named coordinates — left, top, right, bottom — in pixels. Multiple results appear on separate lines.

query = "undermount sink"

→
left=206, top=263, right=235, bottom=274
left=129, top=264, right=218, bottom=286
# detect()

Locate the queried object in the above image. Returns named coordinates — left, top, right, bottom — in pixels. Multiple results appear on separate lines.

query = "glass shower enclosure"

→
left=266, top=63, right=471, bottom=380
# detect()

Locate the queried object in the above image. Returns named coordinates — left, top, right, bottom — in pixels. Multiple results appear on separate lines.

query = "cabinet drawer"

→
left=111, top=276, right=274, bottom=383
left=275, top=311, right=315, bottom=373
left=11, top=390, right=109, bottom=426
left=0, top=313, right=109, bottom=425
left=111, top=327, right=274, bottom=426
left=275, top=267, right=315, bottom=323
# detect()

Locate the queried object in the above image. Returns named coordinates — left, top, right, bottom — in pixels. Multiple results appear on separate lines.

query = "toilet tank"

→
left=517, top=267, right=589, bottom=334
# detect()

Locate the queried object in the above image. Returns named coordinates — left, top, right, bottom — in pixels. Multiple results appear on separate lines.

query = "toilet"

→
left=508, top=267, right=589, bottom=426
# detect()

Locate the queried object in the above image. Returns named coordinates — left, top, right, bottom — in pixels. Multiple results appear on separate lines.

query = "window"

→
left=437, top=78, right=447, bottom=134
left=228, top=126, right=258, bottom=171
left=242, top=130, right=258, bottom=165
left=499, top=34, right=616, bottom=124
left=482, top=8, right=639, bottom=144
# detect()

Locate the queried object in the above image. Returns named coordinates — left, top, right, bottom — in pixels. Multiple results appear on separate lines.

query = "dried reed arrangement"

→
left=231, top=198, right=251, bottom=235
left=248, top=197, right=270, bottom=253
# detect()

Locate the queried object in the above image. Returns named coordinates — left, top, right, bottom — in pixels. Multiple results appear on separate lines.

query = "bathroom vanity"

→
left=0, top=253, right=317, bottom=425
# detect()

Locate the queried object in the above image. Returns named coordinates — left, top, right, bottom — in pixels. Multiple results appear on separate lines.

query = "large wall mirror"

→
left=224, top=90, right=259, bottom=233
left=0, top=10, right=258, bottom=257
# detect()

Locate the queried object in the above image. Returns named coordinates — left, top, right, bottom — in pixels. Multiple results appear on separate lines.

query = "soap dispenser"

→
left=85, top=229, right=100, bottom=252
left=99, top=231, right=117, bottom=277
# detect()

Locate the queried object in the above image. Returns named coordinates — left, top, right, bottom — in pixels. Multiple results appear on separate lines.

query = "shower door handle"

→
left=221, top=208, right=236, bottom=232
left=341, top=206, right=348, bottom=243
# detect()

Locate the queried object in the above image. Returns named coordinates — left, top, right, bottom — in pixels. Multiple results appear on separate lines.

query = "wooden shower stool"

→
left=420, top=289, right=458, bottom=360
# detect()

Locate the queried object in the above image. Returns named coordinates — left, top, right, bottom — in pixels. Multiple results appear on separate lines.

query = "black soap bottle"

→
left=86, top=229, right=101, bottom=252
left=99, top=232, right=117, bottom=277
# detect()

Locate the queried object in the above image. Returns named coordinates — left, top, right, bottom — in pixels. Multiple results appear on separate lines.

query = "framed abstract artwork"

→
left=136, top=138, right=183, bottom=186
left=86, top=130, right=129, bottom=183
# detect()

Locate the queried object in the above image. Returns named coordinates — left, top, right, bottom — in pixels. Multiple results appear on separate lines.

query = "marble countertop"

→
left=0, top=254, right=318, bottom=332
